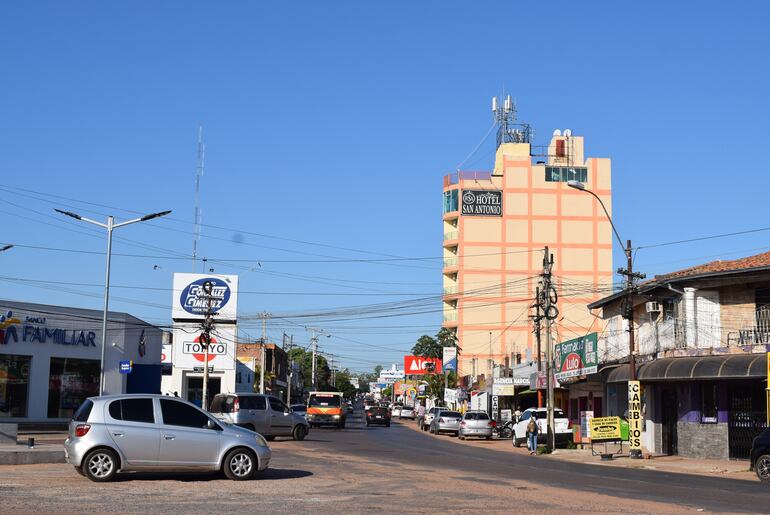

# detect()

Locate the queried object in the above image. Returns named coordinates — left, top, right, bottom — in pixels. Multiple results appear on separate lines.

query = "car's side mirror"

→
left=207, top=419, right=221, bottom=431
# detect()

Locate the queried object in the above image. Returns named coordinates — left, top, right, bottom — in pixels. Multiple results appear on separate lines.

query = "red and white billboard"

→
left=404, top=355, right=442, bottom=374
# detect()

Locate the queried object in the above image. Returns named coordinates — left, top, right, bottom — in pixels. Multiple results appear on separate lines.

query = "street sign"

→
left=193, top=366, right=214, bottom=373
left=491, top=395, right=499, bottom=419
left=589, top=416, right=622, bottom=442
left=404, top=355, right=442, bottom=374
left=119, top=360, right=132, bottom=374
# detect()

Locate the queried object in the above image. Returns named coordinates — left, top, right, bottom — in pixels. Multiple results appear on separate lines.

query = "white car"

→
left=392, top=405, right=402, bottom=418
left=512, top=407, right=572, bottom=448
left=423, top=406, right=446, bottom=431
left=400, top=406, right=415, bottom=420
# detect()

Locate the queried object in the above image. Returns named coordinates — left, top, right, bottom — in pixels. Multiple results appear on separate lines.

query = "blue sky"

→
left=1, top=2, right=769, bottom=373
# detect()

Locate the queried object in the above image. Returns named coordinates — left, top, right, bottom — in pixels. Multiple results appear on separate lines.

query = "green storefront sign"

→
left=554, top=333, right=598, bottom=381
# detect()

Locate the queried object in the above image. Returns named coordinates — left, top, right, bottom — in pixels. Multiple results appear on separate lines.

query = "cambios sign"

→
left=172, top=273, right=239, bottom=321
left=404, top=355, right=442, bottom=375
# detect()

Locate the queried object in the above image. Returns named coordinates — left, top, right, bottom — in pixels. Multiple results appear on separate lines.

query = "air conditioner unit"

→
left=645, top=301, right=661, bottom=313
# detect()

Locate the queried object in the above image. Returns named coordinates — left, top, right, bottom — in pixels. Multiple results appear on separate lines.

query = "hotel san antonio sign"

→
left=461, top=190, right=502, bottom=216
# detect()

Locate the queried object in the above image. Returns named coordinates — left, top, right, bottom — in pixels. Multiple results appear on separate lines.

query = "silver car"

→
left=430, top=410, right=462, bottom=436
left=64, top=394, right=271, bottom=482
left=458, top=410, right=493, bottom=440
left=209, top=393, right=309, bottom=441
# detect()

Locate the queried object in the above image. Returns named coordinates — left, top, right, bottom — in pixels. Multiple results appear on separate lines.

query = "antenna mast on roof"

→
left=192, top=125, right=205, bottom=272
left=491, top=94, right=532, bottom=149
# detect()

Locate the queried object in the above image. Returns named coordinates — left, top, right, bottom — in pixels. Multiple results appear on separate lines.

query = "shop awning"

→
left=605, top=354, right=768, bottom=383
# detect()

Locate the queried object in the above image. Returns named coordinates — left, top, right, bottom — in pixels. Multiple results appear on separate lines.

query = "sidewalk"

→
left=392, top=418, right=757, bottom=482
left=0, top=431, right=68, bottom=465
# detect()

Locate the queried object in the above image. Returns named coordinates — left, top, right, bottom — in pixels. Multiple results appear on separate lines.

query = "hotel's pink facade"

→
left=442, top=132, right=613, bottom=377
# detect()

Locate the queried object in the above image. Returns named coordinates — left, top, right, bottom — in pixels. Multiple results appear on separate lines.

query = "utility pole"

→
left=308, top=328, right=330, bottom=391
left=201, top=281, right=215, bottom=410
left=531, top=286, right=544, bottom=408
left=258, top=312, right=270, bottom=394
left=540, top=247, right=558, bottom=452
left=618, top=239, right=645, bottom=459
left=286, top=334, right=294, bottom=404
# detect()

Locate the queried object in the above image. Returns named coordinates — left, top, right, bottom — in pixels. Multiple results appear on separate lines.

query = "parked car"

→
left=750, top=427, right=770, bottom=482
left=365, top=406, right=391, bottom=427
left=458, top=410, right=494, bottom=440
left=430, top=410, right=462, bottom=436
left=512, top=407, right=572, bottom=448
left=64, top=394, right=271, bottom=482
left=423, top=406, right=444, bottom=431
left=209, top=393, right=309, bottom=441
left=400, top=406, right=415, bottom=420
left=291, top=404, right=307, bottom=419
left=392, top=405, right=402, bottom=418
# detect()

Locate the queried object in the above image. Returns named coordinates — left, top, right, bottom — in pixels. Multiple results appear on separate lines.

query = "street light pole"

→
left=55, top=208, right=171, bottom=395
left=567, top=181, right=645, bottom=458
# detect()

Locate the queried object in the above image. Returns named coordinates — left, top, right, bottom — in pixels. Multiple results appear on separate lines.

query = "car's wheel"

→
left=385, top=422, right=390, bottom=427
left=485, top=436, right=492, bottom=440
left=223, top=448, right=258, bottom=481
left=459, top=434, right=465, bottom=440
left=293, top=425, right=307, bottom=441
left=265, top=435, right=276, bottom=441
left=82, top=448, right=119, bottom=482
left=756, top=454, right=770, bottom=482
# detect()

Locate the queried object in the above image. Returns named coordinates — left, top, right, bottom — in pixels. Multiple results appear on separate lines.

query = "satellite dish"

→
left=552, top=129, right=562, bottom=137
left=563, top=129, right=572, bottom=137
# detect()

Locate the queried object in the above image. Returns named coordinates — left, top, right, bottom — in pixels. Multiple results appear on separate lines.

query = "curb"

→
left=0, top=446, right=66, bottom=465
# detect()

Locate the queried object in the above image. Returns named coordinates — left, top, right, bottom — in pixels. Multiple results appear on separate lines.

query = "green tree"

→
left=411, top=334, right=441, bottom=358
left=436, top=327, right=458, bottom=349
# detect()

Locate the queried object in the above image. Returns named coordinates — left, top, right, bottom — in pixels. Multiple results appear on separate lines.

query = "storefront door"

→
left=186, top=377, right=221, bottom=409
left=661, top=388, right=678, bottom=456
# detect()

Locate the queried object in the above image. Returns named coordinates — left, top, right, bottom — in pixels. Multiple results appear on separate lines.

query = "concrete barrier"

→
left=0, top=445, right=66, bottom=465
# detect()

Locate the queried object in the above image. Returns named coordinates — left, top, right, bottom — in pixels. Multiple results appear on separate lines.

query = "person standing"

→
left=416, top=402, right=426, bottom=430
left=526, top=414, right=539, bottom=455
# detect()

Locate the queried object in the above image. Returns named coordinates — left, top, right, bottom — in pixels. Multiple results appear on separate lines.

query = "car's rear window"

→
left=292, top=405, right=307, bottom=412
left=73, top=399, right=93, bottom=422
left=441, top=411, right=461, bottom=418
left=533, top=409, right=565, bottom=418
left=369, top=407, right=388, bottom=415
left=465, top=412, right=489, bottom=420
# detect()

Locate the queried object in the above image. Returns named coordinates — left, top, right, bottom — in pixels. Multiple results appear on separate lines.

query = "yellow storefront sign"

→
left=628, top=381, right=643, bottom=451
left=589, top=416, right=622, bottom=442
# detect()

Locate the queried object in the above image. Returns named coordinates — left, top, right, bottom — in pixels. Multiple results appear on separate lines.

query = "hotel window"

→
left=0, top=354, right=31, bottom=418
left=48, top=357, right=99, bottom=419
left=545, top=167, right=588, bottom=183
left=443, top=190, right=459, bottom=213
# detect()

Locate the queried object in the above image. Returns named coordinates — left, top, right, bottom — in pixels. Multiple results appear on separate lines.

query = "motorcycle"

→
left=492, top=419, right=514, bottom=440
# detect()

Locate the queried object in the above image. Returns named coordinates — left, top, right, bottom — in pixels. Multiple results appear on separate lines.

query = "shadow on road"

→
left=113, top=468, right=312, bottom=482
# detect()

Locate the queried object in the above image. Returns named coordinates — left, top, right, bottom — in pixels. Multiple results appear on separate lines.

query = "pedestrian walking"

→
left=526, top=414, right=539, bottom=455
left=416, top=402, right=426, bottom=430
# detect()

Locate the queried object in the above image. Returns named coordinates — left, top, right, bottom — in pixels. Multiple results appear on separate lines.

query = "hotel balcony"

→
left=443, top=230, right=459, bottom=247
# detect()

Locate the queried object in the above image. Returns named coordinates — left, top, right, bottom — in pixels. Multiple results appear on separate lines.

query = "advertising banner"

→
left=589, top=416, right=622, bottom=442
left=461, top=190, right=502, bottom=217
left=442, top=347, right=457, bottom=371
left=379, top=369, right=405, bottom=381
left=444, top=388, right=458, bottom=404
left=628, top=381, right=643, bottom=451
left=554, top=333, right=598, bottom=381
left=172, top=323, right=236, bottom=371
left=404, top=355, right=442, bottom=374
left=172, top=273, right=239, bottom=322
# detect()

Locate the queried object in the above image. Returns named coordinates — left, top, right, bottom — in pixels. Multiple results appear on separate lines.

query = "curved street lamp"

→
left=567, top=180, right=644, bottom=459
left=55, top=208, right=171, bottom=395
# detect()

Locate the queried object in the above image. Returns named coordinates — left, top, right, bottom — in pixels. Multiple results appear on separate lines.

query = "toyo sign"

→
left=554, top=333, right=598, bottom=381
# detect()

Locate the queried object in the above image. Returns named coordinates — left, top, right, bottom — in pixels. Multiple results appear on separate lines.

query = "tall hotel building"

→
left=442, top=111, right=613, bottom=378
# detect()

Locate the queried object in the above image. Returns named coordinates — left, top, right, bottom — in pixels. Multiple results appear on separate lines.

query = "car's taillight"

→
left=439, top=418, right=445, bottom=423
left=75, top=424, right=91, bottom=437
left=489, top=420, right=497, bottom=428
left=234, top=397, right=240, bottom=412
left=567, top=420, right=573, bottom=429
left=460, top=421, right=467, bottom=426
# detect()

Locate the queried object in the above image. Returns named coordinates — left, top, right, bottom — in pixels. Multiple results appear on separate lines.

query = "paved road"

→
left=0, top=407, right=767, bottom=513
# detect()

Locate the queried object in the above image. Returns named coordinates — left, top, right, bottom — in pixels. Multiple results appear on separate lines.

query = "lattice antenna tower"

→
left=491, top=95, right=532, bottom=148
left=192, top=125, right=205, bottom=271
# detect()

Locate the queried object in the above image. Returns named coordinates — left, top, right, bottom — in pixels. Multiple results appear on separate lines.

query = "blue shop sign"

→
left=119, top=360, right=133, bottom=374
